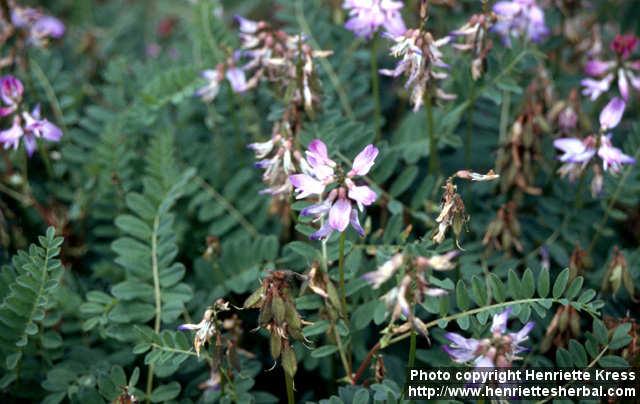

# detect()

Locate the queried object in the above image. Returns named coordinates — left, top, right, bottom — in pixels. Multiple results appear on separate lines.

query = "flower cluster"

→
left=483, top=201, right=523, bottom=255
left=553, top=97, right=635, bottom=194
left=582, top=34, right=640, bottom=119
left=492, top=0, right=548, bottom=46
left=197, top=17, right=330, bottom=111
left=444, top=308, right=534, bottom=368
left=0, top=75, right=62, bottom=157
left=342, top=0, right=406, bottom=39
left=290, top=140, right=378, bottom=240
left=362, top=250, right=458, bottom=335
left=450, top=11, right=496, bottom=80
left=243, top=270, right=307, bottom=378
left=601, top=247, right=634, bottom=299
left=380, top=28, right=454, bottom=111
left=10, top=5, right=65, bottom=47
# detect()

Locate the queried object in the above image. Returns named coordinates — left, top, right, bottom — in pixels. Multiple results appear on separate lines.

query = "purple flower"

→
left=444, top=309, right=534, bottom=368
left=225, top=67, right=248, bottom=93
left=11, top=7, right=65, bottom=47
left=0, top=75, right=24, bottom=117
left=599, top=97, right=625, bottom=130
left=553, top=134, right=635, bottom=176
left=581, top=34, right=640, bottom=107
left=492, top=0, right=548, bottom=45
left=598, top=136, right=636, bottom=173
left=290, top=140, right=378, bottom=240
left=380, top=30, right=454, bottom=111
left=343, top=0, right=406, bottom=39
left=196, top=66, right=248, bottom=102
left=0, top=107, right=62, bottom=157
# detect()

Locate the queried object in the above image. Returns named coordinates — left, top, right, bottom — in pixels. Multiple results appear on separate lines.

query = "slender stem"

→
left=371, top=36, right=382, bottom=142
left=408, top=330, right=417, bottom=368
left=146, top=215, right=162, bottom=400
left=426, top=94, right=438, bottom=174
left=498, top=90, right=511, bottom=143
left=464, top=82, right=476, bottom=167
left=285, top=371, right=295, bottom=404
left=338, top=231, right=348, bottom=317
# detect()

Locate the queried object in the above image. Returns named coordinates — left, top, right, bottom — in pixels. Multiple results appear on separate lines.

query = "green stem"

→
left=498, top=90, right=510, bottom=143
left=146, top=215, right=162, bottom=401
left=338, top=231, right=348, bottom=317
left=371, top=37, right=381, bottom=142
left=426, top=94, right=438, bottom=175
left=285, top=371, right=295, bottom=404
left=464, top=82, right=476, bottom=167
left=408, top=330, right=417, bottom=368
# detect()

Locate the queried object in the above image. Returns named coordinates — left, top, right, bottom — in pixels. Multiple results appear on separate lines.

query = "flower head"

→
left=0, top=106, right=63, bottom=157
left=0, top=75, right=24, bottom=117
left=343, top=0, right=406, bottom=39
left=380, top=29, right=454, bottom=111
left=553, top=134, right=635, bottom=175
left=444, top=308, right=534, bottom=368
left=291, top=140, right=378, bottom=240
left=11, top=7, right=65, bottom=47
left=492, top=0, right=548, bottom=46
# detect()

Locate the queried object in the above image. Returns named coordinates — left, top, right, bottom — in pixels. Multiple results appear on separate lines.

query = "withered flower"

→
left=433, top=180, right=468, bottom=246
left=601, top=247, right=635, bottom=299
left=177, top=299, right=230, bottom=357
left=243, top=270, right=308, bottom=378
left=450, top=8, right=496, bottom=80
left=482, top=201, right=523, bottom=255
left=541, top=305, right=581, bottom=353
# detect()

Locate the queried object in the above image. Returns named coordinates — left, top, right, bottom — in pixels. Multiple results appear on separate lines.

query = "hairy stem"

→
left=371, top=36, right=382, bottom=142
left=426, top=94, right=438, bottom=174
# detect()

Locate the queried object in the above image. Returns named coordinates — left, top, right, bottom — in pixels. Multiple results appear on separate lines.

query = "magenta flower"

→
left=290, top=140, right=378, bottom=240
left=0, top=75, right=24, bottom=117
left=343, top=0, right=406, bottom=39
left=492, top=0, right=548, bottom=45
left=444, top=308, right=534, bottom=368
left=0, top=106, right=62, bottom=157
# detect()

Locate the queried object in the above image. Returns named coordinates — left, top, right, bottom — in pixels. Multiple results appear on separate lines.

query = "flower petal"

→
left=599, top=97, right=625, bottom=130
left=347, top=184, right=377, bottom=210
left=290, top=174, right=325, bottom=199
left=328, top=198, right=351, bottom=232
left=349, top=144, right=379, bottom=176
left=349, top=208, right=365, bottom=237
left=490, top=308, right=511, bottom=334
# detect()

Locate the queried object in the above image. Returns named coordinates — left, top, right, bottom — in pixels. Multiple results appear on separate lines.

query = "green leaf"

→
left=564, top=276, right=583, bottom=299
left=353, top=300, right=380, bottom=330
left=456, top=280, right=470, bottom=310
left=521, top=268, right=535, bottom=298
left=597, top=355, right=628, bottom=367
left=311, top=345, right=338, bottom=358
left=150, top=382, right=181, bottom=402
left=537, top=267, right=550, bottom=298
left=552, top=268, right=570, bottom=299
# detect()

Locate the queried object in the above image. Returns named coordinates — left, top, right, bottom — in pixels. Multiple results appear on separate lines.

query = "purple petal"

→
left=599, top=97, right=625, bottom=130
left=310, top=221, right=334, bottom=241
left=347, top=184, right=377, bottom=210
left=33, top=15, right=65, bottom=39
left=349, top=144, right=379, bottom=176
left=300, top=199, right=332, bottom=217
left=490, top=308, right=511, bottom=334
left=584, top=59, right=613, bottom=76
left=23, top=135, right=36, bottom=157
left=349, top=208, right=365, bottom=237
left=618, top=69, right=630, bottom=100
left=234, top=15, right=258, bottom=34
left=290, top=174, right=325, bottom=199
left=328, top=198, right=351, bottom=232
left=225, top=68, right=247, bottom=93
